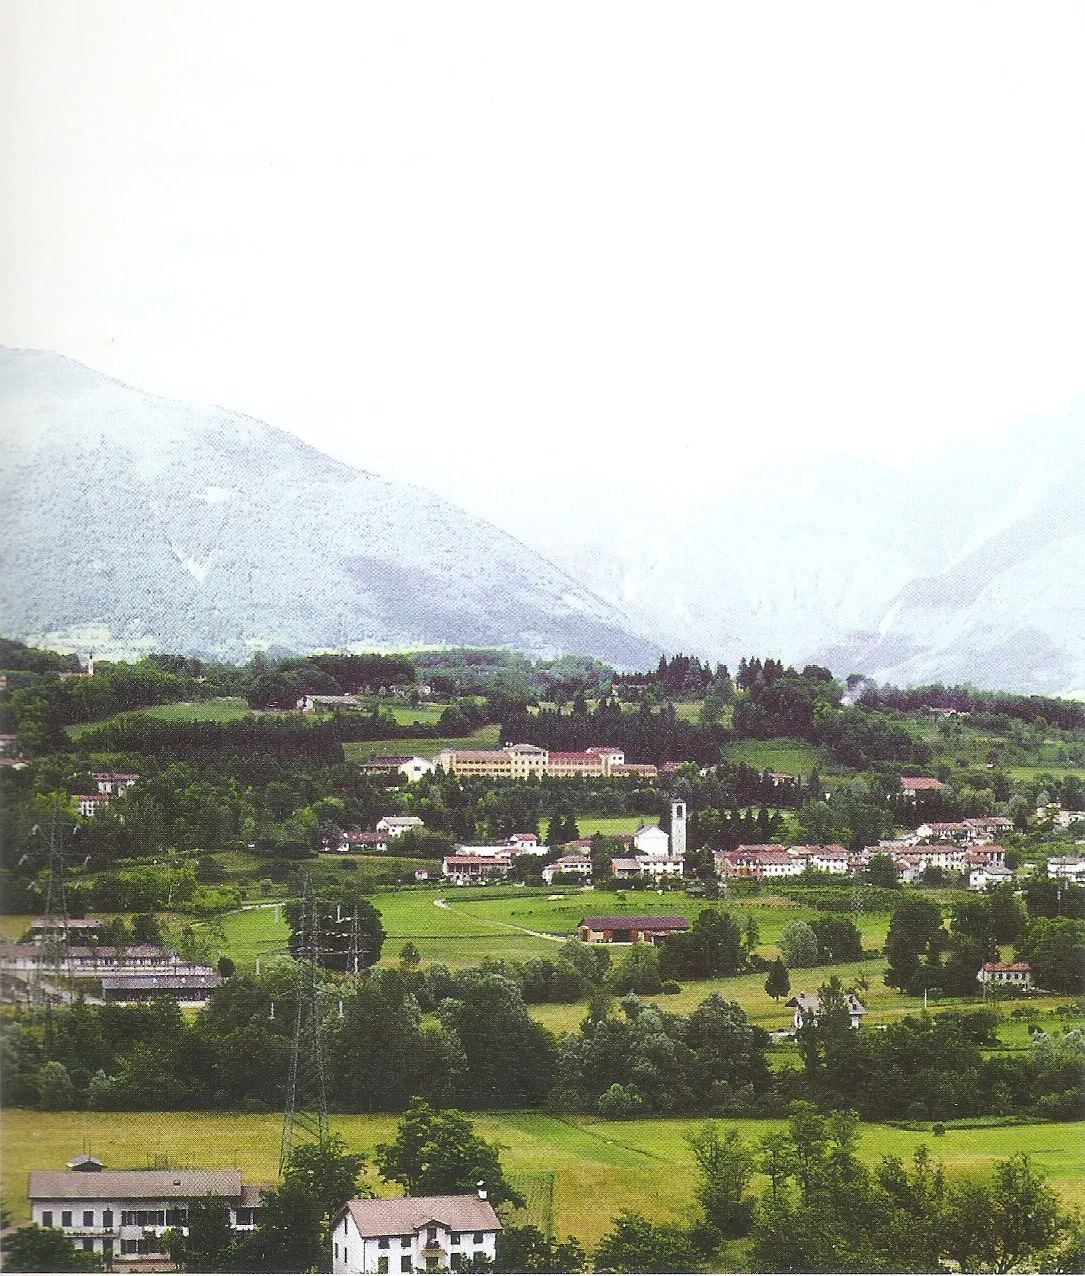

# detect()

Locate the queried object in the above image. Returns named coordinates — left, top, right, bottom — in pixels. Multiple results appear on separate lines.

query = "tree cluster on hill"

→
left=500, top=700, right=722, bottom=766
left=858, top=681, right=1085, bottom=732
left=792, top=975, right=1085, bottom=1122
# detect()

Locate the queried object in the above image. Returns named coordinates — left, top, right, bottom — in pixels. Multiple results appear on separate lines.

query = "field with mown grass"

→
left=3, top=1109, right=1082, bottom=1243
left=67, top=697, right=253, bottom=738
left=571, top=814, right=655, bottom=837
left=721, top=738, right=823, bottom=777
left=343, top=725, right=501, bottom=764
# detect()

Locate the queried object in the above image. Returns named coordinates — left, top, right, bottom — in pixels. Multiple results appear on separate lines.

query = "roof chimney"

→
left=476, top=1180, right=487, bottom=1200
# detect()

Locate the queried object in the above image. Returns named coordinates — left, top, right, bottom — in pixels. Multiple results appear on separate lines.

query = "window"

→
left=41, top=1212, right=53, bottom=1228
left=378, top=1257, right=389, bottom=1274
left=473, top=1232, right=484, bottom=1245
left=62, top=1211, right=72, bottom=1228
left=400, top=1258, right=412, bottom=1273
left=426, top=1227, right=437, bottom=1244
left=82, top=1240, right=94, bottom=1252
left=334, top=1243, right=339, bottom=1260
left=165, top=1209, right=187, bottom=1227
left=379, top=1236, right=390, bottom=1249
left=401, top=1236, right=411, bottom=1248
left=102, top=1211, right=113, bottom=1228
left=451, top=1232, right=461, bottom=1244
left=84, top=1211, right=95, bottom=1227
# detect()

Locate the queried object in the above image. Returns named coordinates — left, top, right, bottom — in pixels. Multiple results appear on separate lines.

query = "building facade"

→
left=27, top=1167, right=263, bottom=1263
left=332, top=1194, right=501, bottom=1274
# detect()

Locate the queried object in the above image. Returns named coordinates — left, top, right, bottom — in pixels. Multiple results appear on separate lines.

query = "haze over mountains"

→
left=1, top=348, right=1082, bottom=696
left=0, top=349, right=658, bottom=669
left=507, top=412, right=1085, bottom=698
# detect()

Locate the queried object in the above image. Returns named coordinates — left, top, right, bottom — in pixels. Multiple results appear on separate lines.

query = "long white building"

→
left=28, top=1164, right=263, bottom=1263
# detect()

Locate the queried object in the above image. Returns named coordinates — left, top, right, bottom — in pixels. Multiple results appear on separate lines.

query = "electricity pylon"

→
left=29, top=802, right=74, bottom=1016
left=279, top=876, right=329, bottom=1176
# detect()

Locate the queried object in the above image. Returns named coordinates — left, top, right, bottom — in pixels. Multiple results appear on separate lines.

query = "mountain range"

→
left=508, top=414, right=1085, bottom=697
left=1, top=347, right=1082, bottom=696
left=0, top=348, right=658, bottom=669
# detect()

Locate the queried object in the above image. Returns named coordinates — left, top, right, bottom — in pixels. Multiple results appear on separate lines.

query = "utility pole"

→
left=280, top=876, right=329, bottom=1176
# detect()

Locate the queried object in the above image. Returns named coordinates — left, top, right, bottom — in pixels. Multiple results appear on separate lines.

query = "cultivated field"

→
left=3, top=1109, right=1082, bottom=1244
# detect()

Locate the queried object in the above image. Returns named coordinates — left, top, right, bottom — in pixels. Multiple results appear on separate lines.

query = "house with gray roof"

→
left=332, top=1191, right=501, bottom=1273
left=27, top=1164, right=265, bottom=1263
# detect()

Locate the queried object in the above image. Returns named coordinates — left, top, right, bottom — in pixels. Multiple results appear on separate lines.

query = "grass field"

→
left=572, top=815, right=654, bottom=837
left=722, top=739, right=822, bottom=777
left=0, top=914, right=34, bottom=942
left=343, top=725, right=501, bottom=764
left=3, top=1109, right=1081, bottom=1243
left=67, top=697, right=253, bottom=738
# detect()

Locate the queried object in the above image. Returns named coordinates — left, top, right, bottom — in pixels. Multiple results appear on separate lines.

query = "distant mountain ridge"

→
left=2, top=348, right=1082, bottom=696
left=500, top=410, right=1085, bottom=697
left=0, top=348, right=659, bottom=667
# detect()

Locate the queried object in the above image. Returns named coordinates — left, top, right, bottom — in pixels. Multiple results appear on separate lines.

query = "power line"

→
left=279, top=875, right=329, bottom=1176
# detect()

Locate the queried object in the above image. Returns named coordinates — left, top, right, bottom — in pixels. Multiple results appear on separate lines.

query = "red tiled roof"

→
left=903, top=776, right=945, bottom=789
left=983, top=961, right=1030, bottom=972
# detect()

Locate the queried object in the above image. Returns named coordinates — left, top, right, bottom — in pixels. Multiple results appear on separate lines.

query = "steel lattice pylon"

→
left=29, top=801, right=74, bottom=1016
left=279, top=876, right=329, bottom=1176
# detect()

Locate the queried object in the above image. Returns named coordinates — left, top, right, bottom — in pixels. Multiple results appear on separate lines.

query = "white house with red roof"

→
left=92, top=772, right=139, bottom=796
left=332, top=1192, right=501, bottom=1274
left=337, top=831, right=390, bottom=854
left=916, top=821, right=967, bottom=841
left=441, top=854, right=511, bottom=886
left=75, top=793, right=112, bottom=819
left=506, top=832, right=544, bottom=854
left=978, top=960, right=1032, bottom=989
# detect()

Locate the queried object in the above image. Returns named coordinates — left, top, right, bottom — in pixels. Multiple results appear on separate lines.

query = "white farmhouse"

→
left=332, top=1193, right=501, bottom=1274
left=27, top=1166, right=263, bottom=1264
left=376, top=816, right=425, bottom=838
left=542, top=854, right=592, bottom=885
left=1047, top=856, right=1085, bottom=884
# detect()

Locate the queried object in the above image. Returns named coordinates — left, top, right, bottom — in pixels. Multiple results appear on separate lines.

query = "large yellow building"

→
left=434, top=743, right=548, bottom=778
left=433, top=744, right=631, bottom=779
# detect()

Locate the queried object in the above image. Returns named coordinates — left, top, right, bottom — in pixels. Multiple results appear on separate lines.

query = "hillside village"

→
left=1, top=642, right=1083, bottom=1273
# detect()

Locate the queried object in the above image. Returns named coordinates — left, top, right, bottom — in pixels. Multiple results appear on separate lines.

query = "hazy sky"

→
left=3, top=3, right=1083, bottom=515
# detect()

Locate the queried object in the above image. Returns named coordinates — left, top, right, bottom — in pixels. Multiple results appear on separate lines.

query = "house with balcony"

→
left=441, top=854, right=511, bottom=886
left=27, top=1165, right=264, bottom=1264
left=332, top=1192, right=501, bottom=1274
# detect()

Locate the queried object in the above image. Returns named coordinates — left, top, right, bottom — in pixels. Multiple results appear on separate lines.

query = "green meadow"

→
left=3, top=1109, right=1082, bottom=1243
left=343, top=725, right=501, bottom=764
left=67, top=697, right=253, bottom=738
left=721, top=739, right=822, bottom=777
left=571, top=814, right=653, bottom=837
